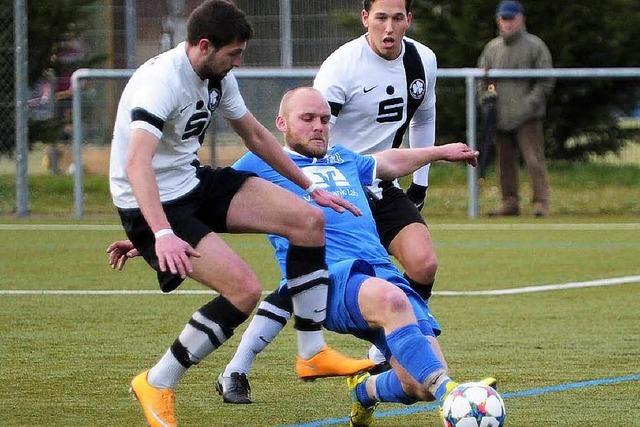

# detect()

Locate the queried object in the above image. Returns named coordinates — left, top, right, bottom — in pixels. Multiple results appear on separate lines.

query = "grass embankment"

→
left=3, top=160, right=638, bottom=218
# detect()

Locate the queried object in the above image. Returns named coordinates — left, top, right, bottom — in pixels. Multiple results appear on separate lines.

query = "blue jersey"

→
left=232, top=145, right=391, bottom=277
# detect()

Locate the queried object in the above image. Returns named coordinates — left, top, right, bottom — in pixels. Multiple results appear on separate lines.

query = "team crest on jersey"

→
left=208, top=88, right=221, bottom=111
left=409, top=79, right=425, bottom=100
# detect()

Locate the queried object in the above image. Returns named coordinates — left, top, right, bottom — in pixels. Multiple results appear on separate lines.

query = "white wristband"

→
left=154, top=228, right=174, bottom=239
left=305, top=182, right=319, bottom=193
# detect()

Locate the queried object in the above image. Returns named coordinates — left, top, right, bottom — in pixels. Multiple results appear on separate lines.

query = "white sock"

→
left=297, top=330, right=326, bottom=360
left=223, top=300, right=290, bottom=376
left=147, top=349, right=187, bottom=389
left=288, top=284, right=328, bottom=359
left=367, top=344, right=386, bottom=364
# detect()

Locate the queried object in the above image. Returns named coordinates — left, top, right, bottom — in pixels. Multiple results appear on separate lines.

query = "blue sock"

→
left=375, top=370, right=417, bottom=405
left=385, top=324, right=444, bottom=383
left=355, top=380, right=377, bottom=408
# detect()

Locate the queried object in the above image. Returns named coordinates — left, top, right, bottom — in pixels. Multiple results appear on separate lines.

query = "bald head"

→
left=276, top=87, right=331, bottom=158
left=278, top=87, right=329, bottom=119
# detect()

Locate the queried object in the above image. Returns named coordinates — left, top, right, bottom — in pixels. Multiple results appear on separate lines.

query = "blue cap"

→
left=496, top=1, right=523, bottom=19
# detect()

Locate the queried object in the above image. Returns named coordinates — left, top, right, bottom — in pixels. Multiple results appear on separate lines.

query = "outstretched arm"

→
left=374, top=143, right=479, bottom=181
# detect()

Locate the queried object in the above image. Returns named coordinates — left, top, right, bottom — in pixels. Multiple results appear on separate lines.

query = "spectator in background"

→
left=51, top=25, right=87, bottom=142
left=477, top=0, right=554, bottom=217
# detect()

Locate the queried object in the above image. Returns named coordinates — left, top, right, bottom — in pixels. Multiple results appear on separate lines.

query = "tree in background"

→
left=411, top=0, right=640, bottom=160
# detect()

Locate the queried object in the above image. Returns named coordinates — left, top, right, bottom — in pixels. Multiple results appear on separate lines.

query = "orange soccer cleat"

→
left=130, top=370, right=177, bottom=427
left=295, top=345, right=376, bottom=381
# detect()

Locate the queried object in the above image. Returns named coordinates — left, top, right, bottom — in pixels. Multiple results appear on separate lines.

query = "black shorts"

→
left=118, top=166, right=256, bottom=293
left=366, top=182, right=427, bottom=251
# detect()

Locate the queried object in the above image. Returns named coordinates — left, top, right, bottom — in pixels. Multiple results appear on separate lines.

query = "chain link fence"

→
left=0, top=1, right=15, bottom=162
left=5, top=0, right=362, bottom=178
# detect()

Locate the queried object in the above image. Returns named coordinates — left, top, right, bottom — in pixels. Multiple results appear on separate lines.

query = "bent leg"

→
left=146, top=233, right=260, bottom=390
left=356, top=278, right=452, bottom=401
left=225, top=177, right=324, bottom=245
left=223, top=289, right=293, bottom=377
left=218, top=290, right=293, bottom=404
left=226, top=177, right=329, bottom=359
left=388, top=222, right=438, bottom=300
left=189, top=232, right=262, bottom=312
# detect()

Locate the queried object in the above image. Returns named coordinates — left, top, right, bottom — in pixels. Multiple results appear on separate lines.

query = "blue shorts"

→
left=322, top=259, right=441, bottom=360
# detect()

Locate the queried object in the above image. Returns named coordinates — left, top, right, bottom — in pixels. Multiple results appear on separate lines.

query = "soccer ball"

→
left=441, top=382, right=506, bottom=427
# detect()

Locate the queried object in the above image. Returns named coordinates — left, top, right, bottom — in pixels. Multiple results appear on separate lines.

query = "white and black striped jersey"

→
left=109, top=42, right=248, bottom=209
left=314, top=35, right=437, bottom=192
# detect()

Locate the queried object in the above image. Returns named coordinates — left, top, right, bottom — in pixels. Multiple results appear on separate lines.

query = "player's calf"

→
left=147, top=296, right=250, bottom=389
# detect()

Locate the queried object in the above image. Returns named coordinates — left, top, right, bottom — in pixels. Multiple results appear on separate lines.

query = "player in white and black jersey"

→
left=314, top=0, right=438, bottom=303
left=316, top=0, right=440, bottom=369
left=109, top=2, right=373, bottom=425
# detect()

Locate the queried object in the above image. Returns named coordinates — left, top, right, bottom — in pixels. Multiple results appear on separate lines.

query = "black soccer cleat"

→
left=216, top=372, right=252, bottom=404
left=367, top=361, right=392, bottom=376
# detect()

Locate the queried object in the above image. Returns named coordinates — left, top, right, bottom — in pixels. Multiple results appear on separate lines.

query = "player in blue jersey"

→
left=221, top=88, right=489, bottom=425
left=109, top=88, right=486, bottom=426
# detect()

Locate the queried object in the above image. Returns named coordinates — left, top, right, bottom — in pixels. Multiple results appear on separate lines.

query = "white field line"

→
left=1, top=275, right=638, bottom=297
left=1, top=223, right=640, bottom=231
left=0, top=224, right=122, bottom=231
left=435, top=275, right=640, bottom=296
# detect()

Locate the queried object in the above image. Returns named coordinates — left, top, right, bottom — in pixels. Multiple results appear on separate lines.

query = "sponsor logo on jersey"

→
left=208, top=88, right=221, bottom=112
left=182, top=100, right=211, bottom=141
left=303, top=165, right=350, bottom=189
left=409, top=79, right=425, bottom=100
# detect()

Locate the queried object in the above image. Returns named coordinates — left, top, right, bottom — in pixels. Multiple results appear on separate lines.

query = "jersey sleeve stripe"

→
left=131, top=121, right=163, bottom=139
left=131, top=108, right=165, bottom=133
left=328, top=101, right=343, bottom=117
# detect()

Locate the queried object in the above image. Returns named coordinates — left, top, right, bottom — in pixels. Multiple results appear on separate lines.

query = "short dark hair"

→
left=187, top=0, right=253, bottom=48
left=362, top=0, right=413, bottom=12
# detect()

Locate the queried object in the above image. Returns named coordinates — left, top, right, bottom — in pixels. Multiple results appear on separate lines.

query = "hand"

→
left=406, top=183, right=428, bottom=212
left=439, top=143, right=479, bottom=167
left=155, top=233, right=201, bottom=279
left=106, top=239, right=139, bottom=271
left=310, top=188, right=362, bottom=216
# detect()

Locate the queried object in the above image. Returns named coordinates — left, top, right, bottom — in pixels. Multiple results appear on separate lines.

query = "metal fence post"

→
left=14, top=0, right=28, bottom=217
left=466, top=74, right=478, bottom=219
left=279, top=0, right=292, bottom=68
left=125, top=0, right=137, bottom=68
left=72, top=69, right=86, bottom=218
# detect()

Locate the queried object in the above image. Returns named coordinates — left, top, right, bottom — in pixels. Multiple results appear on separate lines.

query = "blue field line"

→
left=278, top=373, right=640, bottom=427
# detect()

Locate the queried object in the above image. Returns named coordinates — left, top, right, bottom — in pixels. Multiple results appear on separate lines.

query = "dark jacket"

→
left=477, top=27, right=554, bottom=131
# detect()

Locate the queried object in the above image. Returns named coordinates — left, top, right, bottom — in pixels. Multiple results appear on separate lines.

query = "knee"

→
left=406, top=255, right=438, bottom=285
left=302, top=205, right=325, bottom=232
left=220, top=265, right=262, bottom=310
left=288, top=205, right=324, bottom=243
left=380, top=287, right=412, bottom=315
left=239, top=273, right=262, bottom=305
